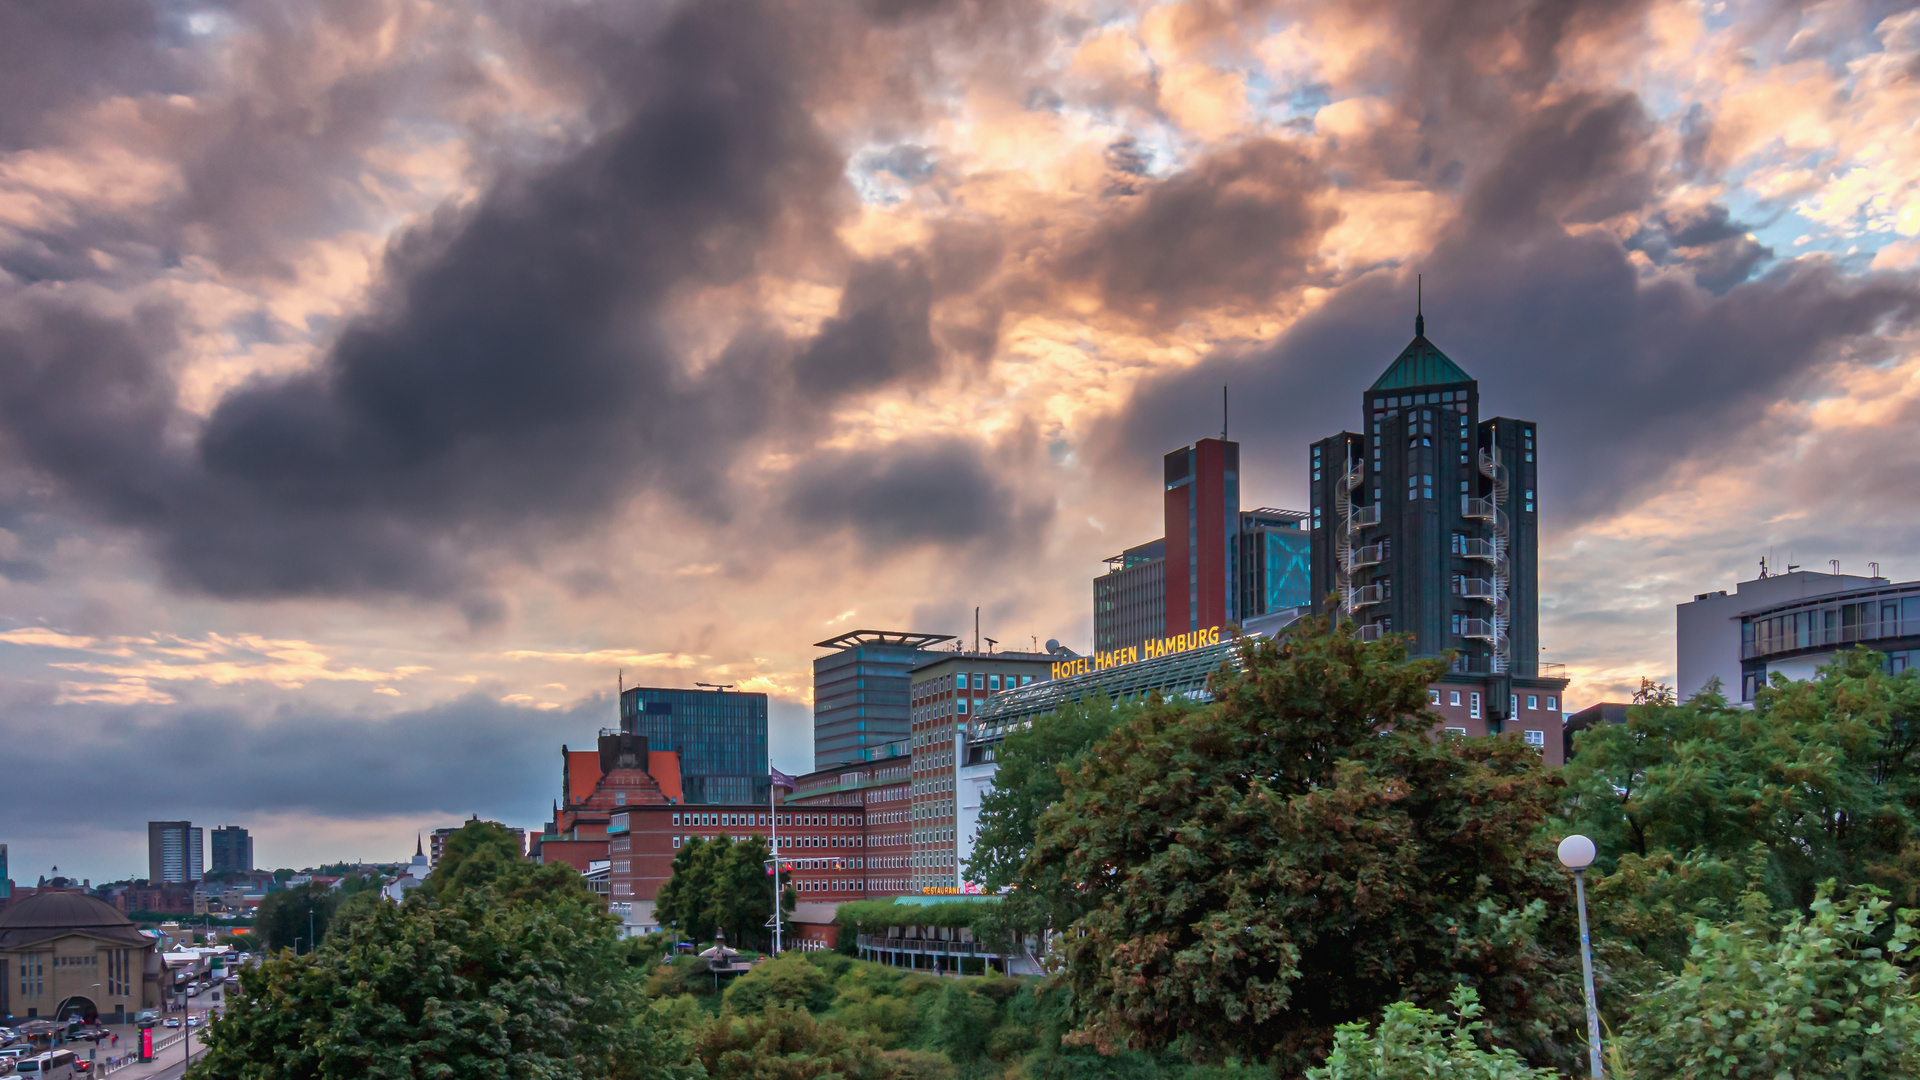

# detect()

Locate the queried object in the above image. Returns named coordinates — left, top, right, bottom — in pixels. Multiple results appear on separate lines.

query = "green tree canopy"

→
left=425, top=820, right=530, bottom=900
left=1308, top=987, right=1558, bottom=1080
left=195, top=880, right=681, bottom=1080
left=656, top=835, right=789, bottom=951
left=1026, top=619, right=1581, bottom=1071
left=253, top=881, right=337, bottom=953
left=1563, top=650, right=1920, bottom=982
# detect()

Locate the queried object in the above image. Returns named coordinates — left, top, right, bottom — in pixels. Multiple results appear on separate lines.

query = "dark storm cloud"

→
left=0, top=0, right=1037, bottom=609
left=797, top=256, right=940, bottom=401
left=1628, top=205, right=1774, bottom=295
left=784, top=436, right=1053, bottom=553
left=0, top=692, right=607, bottom=837
left=1101, top=92, right=1920, bottom=521
left=1065, top=138, right=1334, bottom=324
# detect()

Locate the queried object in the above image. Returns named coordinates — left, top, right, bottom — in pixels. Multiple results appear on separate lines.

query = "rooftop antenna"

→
left=1830, top=559, right=1841, bottom=576
left=1223, top=385, right=1229, bottom=441
left=974, top=607, right=980, bottom=654
left=1415, top=274, right=1424, bottom=337
left=1758, top=555, right=1768, bottom=579
left=985, top=637, right=998, bottom=655
left=1871, top=561, right=1881, bottom=578
left=694, top=682, right=735, bottom=691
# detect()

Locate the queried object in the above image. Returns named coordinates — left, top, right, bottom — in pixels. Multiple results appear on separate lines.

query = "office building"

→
left=1, top=843, right=8, bottom=899
left=208, top=826, right=253, bottom=874
left=812, top=631, right=953, bottom=769
left=1094, top=539, right=1165, bottom=653
left=1677, top=566, right=1915, bottom=703
left=1308, top=308, right=1565, bottom=734
left=907, top=650, right=1056, bottom=893
left=1238, top=508, right=1313, bottom=622
left=598, top=744, right=914, bottom=943
left=1095, top=439, right=1311, bottom=653
left=1165, top=438, right=1241, bottom=634
left=620, top=685, right=770, bottom=805
left=147, top=821, right=202, bottom=885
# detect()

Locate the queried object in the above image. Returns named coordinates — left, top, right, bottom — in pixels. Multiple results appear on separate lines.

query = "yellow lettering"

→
left=1208, top=626, right=1220, bottom=645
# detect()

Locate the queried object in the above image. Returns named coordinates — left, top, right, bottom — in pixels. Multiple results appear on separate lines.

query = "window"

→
left=957, top=698, right=968, bottom=713
left=1524, top=729, right=1546, bottom=750
left=1450, top=690, right=1461, bottom=706
left=1510, top=694, right=1519, bottom=716
left=1444, top=727, right=1467, bottom=738
left=1547, top=697, right=1558, bottom=711
left=672, top=837, right=681, bottom=849
left=1470, top=693, right=1482, bottom=719
left=973, top=674, right=985, bottom=689
left=989, top=675, right=1001, bottom=690
left=672, top=813, right=681, bottom=826
left=1527, top=695, right=1538, bottom=710
left=1429, top=690, right=1440, bottom=704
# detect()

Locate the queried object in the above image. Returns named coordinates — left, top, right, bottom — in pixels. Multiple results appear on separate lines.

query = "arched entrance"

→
left=55, top=996, right=97, bottom=1023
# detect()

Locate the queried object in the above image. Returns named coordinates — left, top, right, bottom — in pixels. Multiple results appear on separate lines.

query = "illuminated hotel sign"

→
left=1049, top=626, right=1226, bottom=681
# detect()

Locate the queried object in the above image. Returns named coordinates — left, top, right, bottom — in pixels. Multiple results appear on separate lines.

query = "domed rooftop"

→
left=0, top=890, right=133, bottom=929
left=0, top=890, right=149, bottom=950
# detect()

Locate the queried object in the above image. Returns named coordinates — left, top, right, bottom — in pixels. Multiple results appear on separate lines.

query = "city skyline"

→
left=3, top=0, right=1918, bottom=881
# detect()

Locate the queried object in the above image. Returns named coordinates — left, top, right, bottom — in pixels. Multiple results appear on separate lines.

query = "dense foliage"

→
left=252, top=881, right=337, bottom=953
left=1622, top=881, right=1920, bottom=1078
left=1307, top=988, right=1557, bottom=1080
left=1024, top=618, right=1581, bottom=1071
left=195, top=858, right=676, bottom=1080
left=654, top=834, right=792, bottom=951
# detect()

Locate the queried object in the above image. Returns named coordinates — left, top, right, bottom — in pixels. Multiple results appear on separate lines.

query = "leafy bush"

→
left=725, top=953, right=836, bottom=1014
left=1308, top=987, right=1557, bottom=1080
left=1622, top=882, right=1920, bottom=1078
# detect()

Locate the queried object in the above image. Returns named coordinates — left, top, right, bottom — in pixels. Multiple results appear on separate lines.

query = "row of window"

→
left=1443, top=727, right=1548, bottom=750
left=1426, top=689, right=1559, bottom=714
left=669, top=811, right=862, bottom=828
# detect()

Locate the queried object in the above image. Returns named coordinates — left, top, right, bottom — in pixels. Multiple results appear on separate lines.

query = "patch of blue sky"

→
left=1244, top=68, right=1330, bottom=132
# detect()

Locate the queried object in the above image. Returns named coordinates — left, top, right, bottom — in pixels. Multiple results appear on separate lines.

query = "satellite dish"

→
left=1044, top=639, right=1061, bottom=653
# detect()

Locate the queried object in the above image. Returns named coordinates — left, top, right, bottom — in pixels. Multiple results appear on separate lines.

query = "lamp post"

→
left=1558, top=834, right=1604, bottom=1078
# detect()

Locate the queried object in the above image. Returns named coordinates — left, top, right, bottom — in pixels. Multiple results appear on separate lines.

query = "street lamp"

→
left=1558, top=834, right=1603, bottom=1078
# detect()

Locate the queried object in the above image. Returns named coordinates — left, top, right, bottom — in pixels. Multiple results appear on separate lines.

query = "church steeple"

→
left=1415, top=274, right=1424, bottom=337
left=415, top=834, right=423, bottom=858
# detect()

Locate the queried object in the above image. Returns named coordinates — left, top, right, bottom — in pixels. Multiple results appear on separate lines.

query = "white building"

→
left=1677, top=568, right=1917, bottom=703
left=382, top=838, right=432, bottom=903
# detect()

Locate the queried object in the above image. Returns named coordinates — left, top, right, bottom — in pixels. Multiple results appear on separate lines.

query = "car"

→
left=162, top=1019, right=181, bottom=1029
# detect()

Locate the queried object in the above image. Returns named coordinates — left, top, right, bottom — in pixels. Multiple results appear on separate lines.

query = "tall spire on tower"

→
left=1415, top=274, right=1424, bottom=337
left=415, top=834, right=423, bottom=857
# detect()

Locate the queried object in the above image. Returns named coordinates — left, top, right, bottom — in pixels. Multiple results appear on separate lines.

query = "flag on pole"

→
left=770, top=767, right=797, bottom=791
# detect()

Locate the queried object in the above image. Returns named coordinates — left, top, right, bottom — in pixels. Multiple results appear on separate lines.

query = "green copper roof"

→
left=1369, top=334, right=1473, bottom=392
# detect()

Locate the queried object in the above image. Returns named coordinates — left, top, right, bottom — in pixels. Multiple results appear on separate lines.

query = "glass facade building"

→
left=619, top=686, right=769, bottom=805
left=813, top=631, right=953, bottom=770
left=1237, top=509, right=1312, bottom=618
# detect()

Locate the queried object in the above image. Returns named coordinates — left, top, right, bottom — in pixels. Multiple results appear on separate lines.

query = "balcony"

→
left=1350, top=543, right=1386, bottom=569
left=1349, top=504, right=1381, bottom=528
left=1741, top=617, right=1917, bottom=661
left=1462, top=496, right=1497, bottom=520
left=1540, top=662, right=1566, bottom=680
left=1458, top=537, right=1496, bottom=561
left=1358, top=623, right=1386, bottom=643
left=1351, top=584, right=1384, bottom=608
left=1456, top=578, right=1495, bottom=600
left=1460, top=618, right=1496, bottom=640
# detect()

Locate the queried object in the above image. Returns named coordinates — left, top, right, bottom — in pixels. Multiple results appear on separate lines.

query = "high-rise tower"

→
left=1163, top=438, right=1240, bottom=634
left=1309, top=309, right=1560, bottom=728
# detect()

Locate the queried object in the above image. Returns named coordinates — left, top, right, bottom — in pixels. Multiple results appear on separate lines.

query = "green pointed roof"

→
left=1369, top=333, right=1472, bottom=392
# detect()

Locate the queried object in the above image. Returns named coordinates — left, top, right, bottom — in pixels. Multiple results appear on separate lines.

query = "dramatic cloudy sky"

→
left=4, top=0, right=1917, bottom=882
